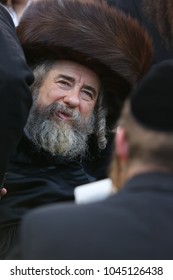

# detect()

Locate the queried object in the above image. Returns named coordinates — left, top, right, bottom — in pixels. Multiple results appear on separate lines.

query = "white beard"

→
left=25, top=102, right=95, bottom=158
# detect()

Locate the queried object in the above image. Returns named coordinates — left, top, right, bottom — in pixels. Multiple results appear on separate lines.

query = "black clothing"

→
left=107, top=0, right=173, bottom=65
left=0, top=4, right=33, bottom=186
left=0, top=132, right=113, bottom=258
left=12, top=172, right=173, bottom=260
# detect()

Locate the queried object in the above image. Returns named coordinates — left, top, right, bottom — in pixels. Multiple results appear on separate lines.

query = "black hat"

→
left=131, top=59, right=173, bottom=131
left=17, top=0, right=152, bottom=128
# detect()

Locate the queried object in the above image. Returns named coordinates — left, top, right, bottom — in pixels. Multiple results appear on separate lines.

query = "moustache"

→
left=43, top=103, right=80, bottom=120
left=42, top=103, right=87, bottom=129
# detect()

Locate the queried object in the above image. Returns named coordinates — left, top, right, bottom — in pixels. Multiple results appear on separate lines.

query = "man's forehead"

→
left=51, top=60, right=100, bottom=81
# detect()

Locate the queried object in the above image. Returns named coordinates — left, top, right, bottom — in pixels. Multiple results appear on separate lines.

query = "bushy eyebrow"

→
left=58, top=74, right=75, bottom=83
left=58, top=74, right=98, bottom=97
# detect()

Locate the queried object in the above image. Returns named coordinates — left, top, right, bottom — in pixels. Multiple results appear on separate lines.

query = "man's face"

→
left=26, top=60, right=101, bottom=158
left=37, top=60, right=101, bottom=122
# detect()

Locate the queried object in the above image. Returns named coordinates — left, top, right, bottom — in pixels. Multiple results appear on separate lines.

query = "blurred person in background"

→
left=0, top=0, right=30, bottom=26
left=0, top=4, right=33, bottom=197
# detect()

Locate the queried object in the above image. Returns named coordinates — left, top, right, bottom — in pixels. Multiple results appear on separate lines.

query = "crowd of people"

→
left=0, top=0, right=173, bottom=260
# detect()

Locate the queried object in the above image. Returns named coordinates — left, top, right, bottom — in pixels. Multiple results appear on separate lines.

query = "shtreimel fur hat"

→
left=17, top=0, right=153, bottom=127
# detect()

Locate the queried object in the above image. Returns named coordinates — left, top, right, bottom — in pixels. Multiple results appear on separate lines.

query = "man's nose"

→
left=63, top=89, right=80, bottom=107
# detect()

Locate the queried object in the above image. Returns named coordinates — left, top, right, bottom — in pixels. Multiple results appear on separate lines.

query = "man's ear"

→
left=115, top=127, right=129, bottom=161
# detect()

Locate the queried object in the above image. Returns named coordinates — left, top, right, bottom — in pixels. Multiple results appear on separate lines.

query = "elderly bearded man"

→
left=0, top=0, right=152, bottom=259
left=26, top=60, right=102, bottom=160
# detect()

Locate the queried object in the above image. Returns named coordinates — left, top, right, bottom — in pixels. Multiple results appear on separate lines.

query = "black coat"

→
left=0, top=4, right=33, bottom=186
left=0, top=133, right=113, bottom=229
left=13, top=172, right=173, bottom=260
left=107, top=0, right=173, bottom=65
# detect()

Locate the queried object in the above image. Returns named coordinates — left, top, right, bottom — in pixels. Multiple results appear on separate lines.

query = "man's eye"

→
left=81, top=91, right=93, bottom=101
left=58, top=80, right=71, bottom=86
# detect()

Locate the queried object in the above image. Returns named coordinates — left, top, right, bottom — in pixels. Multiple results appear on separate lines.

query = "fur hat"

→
left=17, top=0, right=153, bottom=128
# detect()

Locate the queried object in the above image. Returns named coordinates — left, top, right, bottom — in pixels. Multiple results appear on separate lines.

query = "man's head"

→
left=110, top=60, right=173, bottom=188
left=26, top=60, right=107, bottom=158
left=17, top=0, right=153, bottom=132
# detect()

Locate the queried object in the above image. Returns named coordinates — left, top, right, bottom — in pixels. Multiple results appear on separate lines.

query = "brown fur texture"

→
left=17, top=0, right=153, bottom=127
left=143, top=0, right=173, bottom=48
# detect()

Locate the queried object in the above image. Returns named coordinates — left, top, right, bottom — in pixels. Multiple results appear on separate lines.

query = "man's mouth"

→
left=55, top=111, right=72, bottom=122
